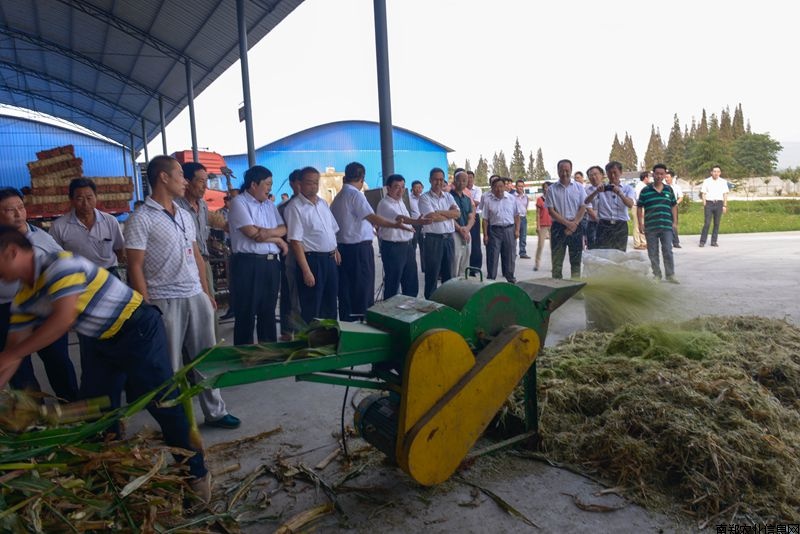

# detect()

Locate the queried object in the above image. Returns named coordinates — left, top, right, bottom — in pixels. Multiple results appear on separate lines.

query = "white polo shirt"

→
left=50, top=209, right=124, bottom=268
left=481, top=192, right=518, bottom=226
left=376, top=196, right=412, bottom=242
left=284, top=194, right=339, bottom=253
left=228, top=191, right=284, bottom=255
left=701, top=177, right=729, bottom=201
left=418, top=190, right=457, bottom=235
left=124, top=197, right=202, bottom=300
left=330, top=183, right=375, bottom=244
left=467, top=185, right=482, bottom=215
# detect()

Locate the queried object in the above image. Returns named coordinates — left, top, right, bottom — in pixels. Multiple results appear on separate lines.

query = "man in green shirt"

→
left=637, top=164, right=679, bottom=283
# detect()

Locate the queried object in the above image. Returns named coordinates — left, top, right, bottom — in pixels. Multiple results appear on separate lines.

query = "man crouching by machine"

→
left=0, top=226, right=211, bottom=502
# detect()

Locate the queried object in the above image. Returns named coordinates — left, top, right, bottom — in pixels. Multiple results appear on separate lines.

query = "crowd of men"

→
left=0, top=153, right=730, bottom=503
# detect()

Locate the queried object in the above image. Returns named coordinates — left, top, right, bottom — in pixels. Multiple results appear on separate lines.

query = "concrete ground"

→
left=33, top=231, right=800, bottom=532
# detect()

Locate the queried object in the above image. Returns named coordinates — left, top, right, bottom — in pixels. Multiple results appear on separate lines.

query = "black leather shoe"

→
left=673, top=244, right=682, bottom=248
left=711, top=243, right=719, bottom=247
left=699, top=243, right=705, bottom=247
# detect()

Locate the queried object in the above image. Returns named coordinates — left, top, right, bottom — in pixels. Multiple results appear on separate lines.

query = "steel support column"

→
left=373, top=0, right=394, bottom=182
left=141, top=118, right=149, bottom=164
left=185, top=58, right=199, bottom=162
left=237, top=0, right=257, bottom=167
left=130, top=133, right=140, bottom=200
left=122, top=144, right=128, bottom=177
left=159, top=95, right=168, bottom=154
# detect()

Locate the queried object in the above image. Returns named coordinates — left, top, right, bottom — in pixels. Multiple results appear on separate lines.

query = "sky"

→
left=147, top=0, right=799, bottom=175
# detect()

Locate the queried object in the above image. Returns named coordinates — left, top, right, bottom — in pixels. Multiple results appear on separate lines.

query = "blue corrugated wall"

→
left=0, top=115, right=133, bottom=190
left=223, top=121, right=450, bottom=197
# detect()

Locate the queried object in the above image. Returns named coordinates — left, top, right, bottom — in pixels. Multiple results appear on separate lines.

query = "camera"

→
left=601, top=183, right=615, bottom=193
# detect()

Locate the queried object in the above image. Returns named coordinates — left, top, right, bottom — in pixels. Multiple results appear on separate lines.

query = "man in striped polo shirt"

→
left=0, top=227, right=209, bottom=500
left=637, top=163, right=679, bottom=283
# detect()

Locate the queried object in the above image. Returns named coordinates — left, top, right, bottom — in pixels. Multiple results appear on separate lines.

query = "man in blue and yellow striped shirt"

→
left=0, top=226, right=209, bottom=499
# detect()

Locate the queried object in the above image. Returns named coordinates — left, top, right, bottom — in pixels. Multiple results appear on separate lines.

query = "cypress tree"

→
left=526, top=151, right=535, bottom=181
left=697, top=109, right=709, bottom=137
left=720, top=106, right=733, bottom=141
left=732, top=103, right=745, bottom=138
left=609, top=133, right=625, bottom=163
left=509, top=137, right=526, bottom=180
left=644, top=125, right=667, bottom=170
left=534, top=148, right=549, bottom=180
left=709, top=113, right=720, bottom=136
left=689, top=118, right=697, bottom=138
left=464, top=158, right=472, bottom=172
left=622, top=132, right=638, bottom=171
left=475, top=155, right=489, bottom=186
left=493, top=150, right=509, bottom=177
left=665, top=114, right=686, bottom=177
left=448, top=161, right=458, bottom=177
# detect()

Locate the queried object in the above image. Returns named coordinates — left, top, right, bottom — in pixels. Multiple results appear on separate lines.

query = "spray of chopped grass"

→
left=506, top=316, right=800, bottom=524
left=582, top=271, right=674, bottom=331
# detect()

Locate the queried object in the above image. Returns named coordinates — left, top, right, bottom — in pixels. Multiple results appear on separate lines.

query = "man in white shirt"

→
left=481, top=176, right=520, bottom=282
left=330, top=162, right=411, bottom=321
left=465, top=171, right=483, bottom=272
left=699, top=165, right=729, bottom=247
left=227, top=165, right=287, bottom=345
left=50, top=178, right=126, bottom=278
left=513, top=179, right=530, bottom=258
left=0, top=187, right=78, bottom=401
left=664, top=169, right=684, bottom=248
left=418, top=167, right=461, bottom=298
left=545, top=159, right=587, bottom=279
left=284, top=167, right=341, bottom=322
left=125, top=155, right=239, bottom=430
left=376, top=174, right=419, bottom=299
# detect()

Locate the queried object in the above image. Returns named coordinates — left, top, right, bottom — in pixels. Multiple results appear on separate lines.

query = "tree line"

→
left=448, top=139, right=551, bottom=187
left=450, top=103, right=783, bottom=188
left=616, top=103, right=782, bottom=183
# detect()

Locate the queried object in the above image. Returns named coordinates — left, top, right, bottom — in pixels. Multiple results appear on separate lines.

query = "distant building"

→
left=224, top=120, right=452, bottom=199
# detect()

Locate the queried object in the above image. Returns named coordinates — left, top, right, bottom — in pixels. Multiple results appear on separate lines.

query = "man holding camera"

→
left=583, top=161, right=636, bottom=251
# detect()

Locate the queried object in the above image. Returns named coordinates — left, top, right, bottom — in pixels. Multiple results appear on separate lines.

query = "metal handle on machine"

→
left=464, top=267, right=483, bottom=281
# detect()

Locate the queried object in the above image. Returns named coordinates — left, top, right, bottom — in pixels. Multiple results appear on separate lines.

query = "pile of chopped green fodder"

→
left=506, top=316, right=800, bottom=524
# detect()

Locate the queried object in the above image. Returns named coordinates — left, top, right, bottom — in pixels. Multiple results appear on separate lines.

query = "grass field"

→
left=524, top=199, right=800, bottom=235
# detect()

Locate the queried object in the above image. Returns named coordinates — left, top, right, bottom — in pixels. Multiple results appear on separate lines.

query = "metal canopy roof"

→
left=0, top=0, right=303, bottom=153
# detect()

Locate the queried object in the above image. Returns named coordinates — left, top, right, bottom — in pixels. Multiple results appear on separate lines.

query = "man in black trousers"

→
left=330, top=162, right=411, bottom=321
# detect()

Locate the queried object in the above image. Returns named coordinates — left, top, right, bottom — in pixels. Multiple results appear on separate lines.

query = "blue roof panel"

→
left=223, top=121, right=450, bottom=198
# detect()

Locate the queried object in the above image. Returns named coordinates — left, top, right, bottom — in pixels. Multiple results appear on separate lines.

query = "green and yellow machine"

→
left=197, top=276, right=583, bottom=486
